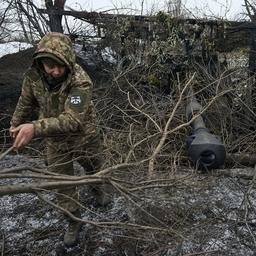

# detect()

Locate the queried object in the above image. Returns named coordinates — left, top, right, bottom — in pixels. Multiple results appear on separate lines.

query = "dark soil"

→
left=1, top=45, right=256, bottom=256
left=1, top=154, right=256, bottom=255
left=0, top=48, right=35, bottom=129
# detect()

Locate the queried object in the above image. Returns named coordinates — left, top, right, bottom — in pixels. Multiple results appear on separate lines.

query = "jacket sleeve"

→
left=32, top=68, right=94, bottom=137
left=10, top=72, right=38, bottom=127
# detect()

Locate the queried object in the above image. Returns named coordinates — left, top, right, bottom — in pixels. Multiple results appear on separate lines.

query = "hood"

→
left=33, top=32, right=76, bottom=72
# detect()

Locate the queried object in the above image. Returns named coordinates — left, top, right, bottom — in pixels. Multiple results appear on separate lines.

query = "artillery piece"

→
left=186, top=91, right=226, bottom=170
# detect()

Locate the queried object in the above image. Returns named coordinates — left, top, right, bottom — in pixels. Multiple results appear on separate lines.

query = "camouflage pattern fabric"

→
left=47, top=134, right=103, bottom=213
left=11, top=32, right=103, bottom=213
left=11, top=32, right=97, bottom=141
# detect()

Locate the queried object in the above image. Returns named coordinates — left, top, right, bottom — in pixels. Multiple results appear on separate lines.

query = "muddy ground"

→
left=1, top=154, right=256, bottom=255
left=1, top=48, right=256, bottom=256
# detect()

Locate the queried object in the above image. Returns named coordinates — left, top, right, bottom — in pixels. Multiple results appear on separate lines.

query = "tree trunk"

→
left=45, top=0, right=65, bottom=33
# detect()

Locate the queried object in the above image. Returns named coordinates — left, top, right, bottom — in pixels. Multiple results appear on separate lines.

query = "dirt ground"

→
left=1, top=154, right=256, bottom=256
left=0, top=48, right=34, bottom=131
left=1, top=48, right=256, bottom=256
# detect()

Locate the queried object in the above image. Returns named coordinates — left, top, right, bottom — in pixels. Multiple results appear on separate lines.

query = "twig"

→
left=35, top=191, right=181, bottom=235
left=128, top=92, right=162, bottom=132
left=95, top=161, right=146, bottom=176
left=0, top=177, right=103, bottom=196
left=37, top=188, right=103, bottom=217
left=0, top=173, right=88, bottom=181
left=1, top=233, right=4, bottom=256
left=111, top=174, right=192, bottom=187
left=110, top=180, right=166, bottom=227
left=125, top=132, right=160, bottom=163
left=214, top=167, right=256, bottom=179
left=241, top=164, right=256, bottom=246
left=148, top=74, right=195, bottom=179
left=183, top=250, right=219, bottom=256
left=114, top=104, right=142, bottom=125
left=0, top=166, right=60, bottom=176
left=0, top=146, right=13, bottom=161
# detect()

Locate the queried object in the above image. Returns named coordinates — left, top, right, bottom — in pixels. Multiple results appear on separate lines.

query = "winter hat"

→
left=34, top=52, right=65, bottom=65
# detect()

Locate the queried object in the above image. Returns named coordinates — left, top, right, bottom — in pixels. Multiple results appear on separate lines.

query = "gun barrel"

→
left=186, top=91, right=225, bottom=170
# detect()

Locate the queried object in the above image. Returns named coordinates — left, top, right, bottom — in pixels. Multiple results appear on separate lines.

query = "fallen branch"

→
left=0, top=177, right=103, bottom=196
left=148, top=74, right=195, bottom=178
left=1, top=233, right=4, bottom=256
left=36, top=191, right=184, bottom=237
left=0, top=173, right=82, bottom=181
left=183, top=250, right=220, bottom=256
left=226, top=153, right=256, bottom=166
left=215, top=168, right=256, bottom=179
left=0, top=146, right=13, bottom=161
left=110, top=180, right=165, bottom=226
left=0, top=166, right=60, bottom=176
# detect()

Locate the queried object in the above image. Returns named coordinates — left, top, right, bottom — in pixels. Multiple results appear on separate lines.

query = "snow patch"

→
left=101, top=47, right=117, bottom=64
left=0, top=42, right=32, bottom=58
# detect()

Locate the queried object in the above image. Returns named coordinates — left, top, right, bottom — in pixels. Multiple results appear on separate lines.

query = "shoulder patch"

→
left=70, top=95, right=82, bottom=105
left=24, top=68, right=41, bottom=82
left=67, top=87, right=89, bottom=113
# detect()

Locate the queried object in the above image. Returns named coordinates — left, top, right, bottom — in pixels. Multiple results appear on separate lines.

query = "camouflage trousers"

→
left=46, top=133, right=104, bottom=213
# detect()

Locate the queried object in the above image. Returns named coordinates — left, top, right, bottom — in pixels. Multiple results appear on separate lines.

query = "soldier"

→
left=9, top=32, right=110, bottom=247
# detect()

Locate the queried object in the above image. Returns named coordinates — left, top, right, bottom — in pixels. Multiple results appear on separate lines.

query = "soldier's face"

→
left=42, top=61, right=66, bottom=78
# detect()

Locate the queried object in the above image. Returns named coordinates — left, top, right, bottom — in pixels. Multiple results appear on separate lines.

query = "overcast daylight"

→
left=63, top=0, right=245, bottom=19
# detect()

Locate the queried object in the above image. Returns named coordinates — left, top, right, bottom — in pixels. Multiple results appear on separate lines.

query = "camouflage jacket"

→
left=10, top=32, right=97, bottom=139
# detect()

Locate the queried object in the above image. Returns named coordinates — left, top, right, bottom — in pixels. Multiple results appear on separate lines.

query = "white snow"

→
left=100, top=47, right=116, bottom=64
left=74, top=43, right=117, bottom=65
left=0, top=41, right=32, bottom=58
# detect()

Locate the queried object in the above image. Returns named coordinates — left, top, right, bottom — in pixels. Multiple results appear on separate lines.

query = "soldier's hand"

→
left=9, top=125, right=18, bottom=139
left=11, top=124, right=35, bottom=150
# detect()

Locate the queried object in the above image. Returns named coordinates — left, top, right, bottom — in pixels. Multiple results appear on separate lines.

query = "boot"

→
left=64, top=210, right=82, bottom=247
left=91, top=184, right=112, bottom=207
